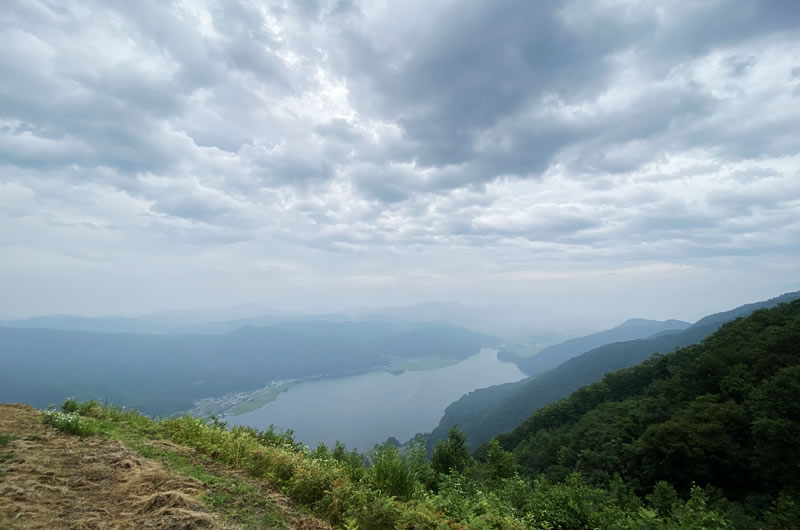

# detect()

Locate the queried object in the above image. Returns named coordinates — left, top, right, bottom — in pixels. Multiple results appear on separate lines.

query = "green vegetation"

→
left=228, top=382, right=295, bottom=415
left=135, top=443, right=295, bottom=528
left=431, top=428, right=473, bottom=475
left=370, top=443, right=422, bottom=501
left=491, top=299, right=800, bottom=528
left=426, top=290, right=800, bottom=451
left=37, top=400, right=300, bottom=527
left=44, top=397, right=734, bottom=529
left=42, top=410, right=101, bottom=436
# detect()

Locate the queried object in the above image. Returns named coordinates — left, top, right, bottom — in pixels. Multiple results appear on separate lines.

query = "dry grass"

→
left=0, top=404, right=331, bottom=529
left=0, top=404, right=218, bottom=529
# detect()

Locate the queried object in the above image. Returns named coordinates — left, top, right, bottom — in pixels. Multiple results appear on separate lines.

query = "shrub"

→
left=61, top=397, right=79, bottom=414
left=370, top=444, right=419, bottom=501
left=355, top=490, right=402, bottom=530
left=333, top=441, right=367, bottom=483
left=256, top=424, right=302, bottom=450
left=432, top=427, right=472, bottom=475
left=647, top=480, right=680, bottom=517
left=78, top=399, right=102, bottom=417
left=486, top=439, right=517, bottom=481
left=286, top=456, right=338, bottom=506
left=43, top=410, right=100, bottom=437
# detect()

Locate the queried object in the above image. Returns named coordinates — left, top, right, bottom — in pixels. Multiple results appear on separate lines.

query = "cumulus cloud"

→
left=0, top=0, right=798, bottom=322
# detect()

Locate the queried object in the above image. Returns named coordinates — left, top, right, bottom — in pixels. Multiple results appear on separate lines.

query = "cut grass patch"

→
left=75, top=408, right=299, bottom=528
left=132, top=442, right=294, bottom=529
left=34, top=400, right=303, bottom=529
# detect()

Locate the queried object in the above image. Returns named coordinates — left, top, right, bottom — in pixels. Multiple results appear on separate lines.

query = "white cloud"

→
left=0, top=0, right=798, bottom=323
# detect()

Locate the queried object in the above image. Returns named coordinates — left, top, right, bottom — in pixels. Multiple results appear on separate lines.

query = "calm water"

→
left=229, top=348, right=526, bottom=450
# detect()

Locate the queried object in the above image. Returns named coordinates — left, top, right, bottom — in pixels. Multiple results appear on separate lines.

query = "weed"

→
left=61, top=397, right=79, bottom=414
left=133, top=443, right=293, bottom=528
left=42, top=410, right=100, bottom=437
left=370, top=444, right=419, bottom=501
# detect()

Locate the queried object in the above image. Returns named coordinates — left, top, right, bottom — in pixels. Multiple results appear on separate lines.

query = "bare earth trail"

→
left=0, top=405, right=326, bottom=529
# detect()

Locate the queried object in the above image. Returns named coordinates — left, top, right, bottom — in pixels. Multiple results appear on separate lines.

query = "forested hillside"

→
left=0, top=321, right=498, bottom=415
left=425, top=290, right=800, bottom=450
left=492, top=299, right=800, bottom=527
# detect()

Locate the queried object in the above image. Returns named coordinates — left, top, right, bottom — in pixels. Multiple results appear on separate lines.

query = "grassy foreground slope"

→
left=0, top=403, right=328, bottom=529
left=2, top=400, right=735, bottom=529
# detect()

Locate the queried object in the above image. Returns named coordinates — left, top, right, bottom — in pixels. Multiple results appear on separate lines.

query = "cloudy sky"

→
left=1, top=0, right=799, bottom=325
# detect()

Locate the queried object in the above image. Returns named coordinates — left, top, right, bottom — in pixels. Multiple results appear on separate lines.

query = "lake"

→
left=228, top=348, right=526, bottom=450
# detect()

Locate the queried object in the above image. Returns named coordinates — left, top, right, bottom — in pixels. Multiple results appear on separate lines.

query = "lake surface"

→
left=229, top=348, right=526, bottom=450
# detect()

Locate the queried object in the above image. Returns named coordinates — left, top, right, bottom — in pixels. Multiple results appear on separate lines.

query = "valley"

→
left=227, top=348, right=525, bottom=450
left=4, top=295, right=798, bottom=528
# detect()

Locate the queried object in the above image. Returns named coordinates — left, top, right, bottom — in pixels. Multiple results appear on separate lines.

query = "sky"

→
left=1, top=0, right=799, bottom=326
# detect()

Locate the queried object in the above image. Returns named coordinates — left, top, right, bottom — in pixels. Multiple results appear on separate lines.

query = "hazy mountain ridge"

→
left=499, top=317, right=691, bottom=376
left=423, top=290, right=800, bottom=451
left=1, top=301, right=585, bottom=343
left=0, top=321, right=499, bottom=416
left=0, top=312, right=352, bottom=335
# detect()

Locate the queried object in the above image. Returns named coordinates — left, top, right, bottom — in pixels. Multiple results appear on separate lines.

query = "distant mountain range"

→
left=0, top=301, right=583, bottom=342
left=0, top=311, right=350, bottom=335
left=423, top=290, right=800, bottom=451
left=0, top=320, right=499, bottom=416
left=499, top=318, right=691, bottom=376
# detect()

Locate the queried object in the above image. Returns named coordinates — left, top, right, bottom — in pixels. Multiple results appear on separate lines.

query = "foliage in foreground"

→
left=42, top=410, right=100, bottom=437
left=44, top=399, right=735, bottom=529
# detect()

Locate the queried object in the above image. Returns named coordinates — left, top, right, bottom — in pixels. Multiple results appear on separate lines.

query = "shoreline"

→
left=188, top=348, right=500, bottom=418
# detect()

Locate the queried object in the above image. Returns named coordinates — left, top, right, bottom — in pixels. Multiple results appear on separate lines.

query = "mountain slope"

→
left=0, top=314, right=167, bottom=334
left=425, top=290, right=800, bottom=450
left=500, top=318, right=691, bottom=376
left=495, top=298, right=800, bottom=516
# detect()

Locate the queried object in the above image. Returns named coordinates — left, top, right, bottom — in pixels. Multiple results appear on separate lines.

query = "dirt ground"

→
left=0, top=404, right=222, bottom=530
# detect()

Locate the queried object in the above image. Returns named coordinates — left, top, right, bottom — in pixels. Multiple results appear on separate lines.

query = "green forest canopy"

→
left=490, top=298, right=800, bottom=524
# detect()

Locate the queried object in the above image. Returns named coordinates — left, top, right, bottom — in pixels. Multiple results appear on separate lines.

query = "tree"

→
left=486, top=439, right=517, bottom=480
left=432, top=427, right=472, bottom=475
left=647, top=480, right=679, bottom=518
